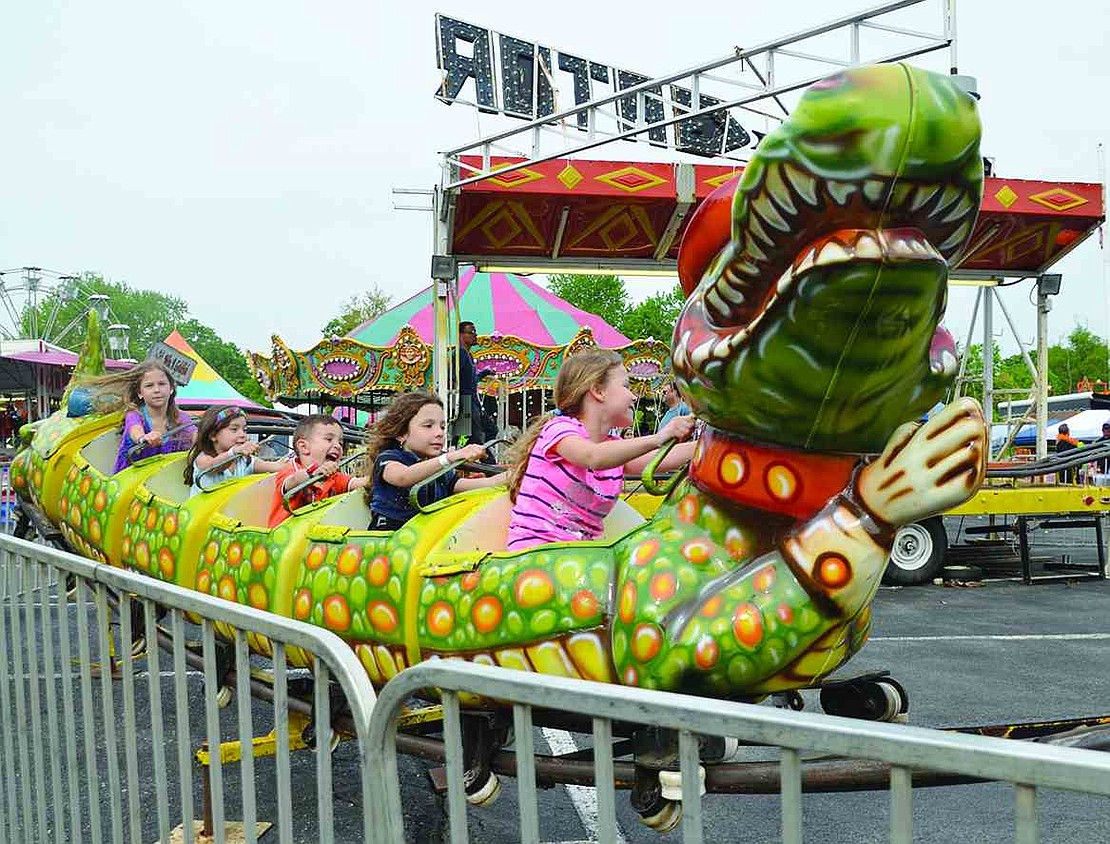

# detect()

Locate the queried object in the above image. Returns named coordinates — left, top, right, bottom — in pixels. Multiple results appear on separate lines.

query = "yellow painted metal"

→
left=196, top=709, right=313, bottom=766
left=398, top=705, right=444, bottom=729
left=947, top=483, right=1110, bottom=517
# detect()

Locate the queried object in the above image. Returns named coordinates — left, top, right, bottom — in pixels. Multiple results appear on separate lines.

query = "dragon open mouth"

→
left=700, top=166, right=978, bottom=330
left=676, top=227, right=945, bottom=371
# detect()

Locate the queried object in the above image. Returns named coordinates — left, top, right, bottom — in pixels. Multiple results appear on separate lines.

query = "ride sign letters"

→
left=434, top=15, right=752, bottom=157
left=148, top=342, right=195, bottom=387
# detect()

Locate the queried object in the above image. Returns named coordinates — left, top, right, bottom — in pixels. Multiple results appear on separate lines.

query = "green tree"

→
left=619, top=286, right=685, bottom=343
left=547, top=274, right=630, bottom=332
left=547, top=274, right=686, bottom=343
left=22, top=273, right=269, bottom=405
left=321, top=286, right=393, bottom=338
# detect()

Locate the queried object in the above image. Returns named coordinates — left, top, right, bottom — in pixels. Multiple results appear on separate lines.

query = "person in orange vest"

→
left=1056, top=423, right=1080, bottom=483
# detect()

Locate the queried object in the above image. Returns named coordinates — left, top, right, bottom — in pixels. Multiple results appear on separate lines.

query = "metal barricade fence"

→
left=366, top=660, right=1110, bottom=844
left=0, top=534, right=378, bottom=844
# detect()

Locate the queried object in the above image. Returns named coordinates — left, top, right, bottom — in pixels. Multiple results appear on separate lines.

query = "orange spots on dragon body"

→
left=732, top=603, right=764, bottom=648
left=248, top=583, right=268, bottom=610
left=472, top=595, right=503, bottom=633
left=196, top=569, right=212, bottom=595
left=369, top=601, right=399, bottom=634
left=427, top=601, right=455, bottom=637
left=305, top=544, right=327, bottom=570
left=322, top=594, right=351, bottom=631
left=460, top=570, right=480, bottom=591
left=217, top=575, right=237, bottom=603
left=631, top=539, right=659, bottom=567
left=631, top=623, right=662, bottom=662
left=650, top=572, right=677, bottom=602
left=369, top=555, right=391, bottom=586
left=719, top=451, right=748, bottom=487
left=515, top=570, right=554, bottom=608
left=695, top=637, right=720, bottom=670
left=226, top=543, right=242, bottom=568
left=816, top=552, right=852, bottom=589
left=250, top=546, right=269, bottom=572
left=681, top=539, right=713, bottom=565
left=618, top=581, right=637, bottom=623
left=676, top=494, right=700, bottom=523
left=752, top=565, right=777, bottom=593
left=570, top=590, right=599, bottom=620
left=161, top=511, right=177, bottom=535
left=292, top=589, right=312, bottom=619
left=336, top=544, right=362, bottom=576
left=700, top=595, right=723, bottom=618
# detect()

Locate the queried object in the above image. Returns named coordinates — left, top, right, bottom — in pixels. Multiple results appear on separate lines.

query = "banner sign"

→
left=148, top=342, right=195, bottom=386
left=434, top=15, right=754, bottom=157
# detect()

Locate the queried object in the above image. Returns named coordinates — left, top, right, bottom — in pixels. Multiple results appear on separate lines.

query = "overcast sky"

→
left=5, top=1, right=1108, bottom=363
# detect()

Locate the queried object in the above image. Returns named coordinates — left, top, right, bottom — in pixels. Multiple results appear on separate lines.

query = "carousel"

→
left=248, top=267, right=672, bottom=430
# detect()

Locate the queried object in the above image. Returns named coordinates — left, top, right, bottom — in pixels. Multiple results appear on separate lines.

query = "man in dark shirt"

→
left=455, top=321, right=491, bottom=444
left=1097, top=421, right=1110, bottom=476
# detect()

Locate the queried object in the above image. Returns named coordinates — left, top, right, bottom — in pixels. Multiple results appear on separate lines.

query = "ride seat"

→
left=144, top=456, right=190, bottom=504
left=220, top=475, right=280, bottom=527
left=80, top=429, right=123, bottom=476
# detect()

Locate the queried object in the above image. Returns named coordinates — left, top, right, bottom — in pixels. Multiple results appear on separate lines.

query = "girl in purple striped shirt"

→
left=506, top=349, right=695, bottom=551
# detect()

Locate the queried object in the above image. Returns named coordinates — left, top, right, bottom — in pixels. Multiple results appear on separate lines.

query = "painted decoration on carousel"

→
left=13, top=63, right=987, bottom=704
left=249, top=324, right=671, bottom=401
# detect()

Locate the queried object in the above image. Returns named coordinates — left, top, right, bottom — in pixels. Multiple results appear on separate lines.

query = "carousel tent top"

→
left=162, top=331, right=260, bottom=408
left=346, top=268, right=631, bottom=348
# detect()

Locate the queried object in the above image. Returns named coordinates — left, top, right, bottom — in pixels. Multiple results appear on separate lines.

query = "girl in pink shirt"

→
left=506, top=349, right=695, bottom=551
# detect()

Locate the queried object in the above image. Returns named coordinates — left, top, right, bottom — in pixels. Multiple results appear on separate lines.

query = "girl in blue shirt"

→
left=364, top=392, right=506, bottom=530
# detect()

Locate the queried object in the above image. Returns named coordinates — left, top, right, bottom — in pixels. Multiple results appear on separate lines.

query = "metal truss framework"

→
left=439, top=0, right=957, bottom=192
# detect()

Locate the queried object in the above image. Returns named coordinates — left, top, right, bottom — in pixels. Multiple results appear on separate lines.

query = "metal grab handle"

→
left=408, top=437, right=511, bottom=514
left=641, top=438, right=687, bottom=496
left=126, top=420, right=196, bottom=463
left=195, top=437, right=286, bottom=489
left=282, top=452, right=366, bottom=509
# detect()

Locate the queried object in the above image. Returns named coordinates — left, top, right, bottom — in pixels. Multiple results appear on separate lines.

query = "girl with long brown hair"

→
left=505, top=349, right=694, bottom=551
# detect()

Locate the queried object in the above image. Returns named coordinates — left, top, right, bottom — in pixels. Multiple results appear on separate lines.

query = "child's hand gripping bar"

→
left=194, top=437, right=287, bottom=490
left=125, top=420, right=197, bottom=464
left=408, top=437, right=511, bottom=514
left=281, top=452, right=366, bottom=511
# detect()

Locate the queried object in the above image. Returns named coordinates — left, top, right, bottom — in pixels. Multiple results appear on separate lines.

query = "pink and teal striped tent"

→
left=346, top=268, right=631, bottom=347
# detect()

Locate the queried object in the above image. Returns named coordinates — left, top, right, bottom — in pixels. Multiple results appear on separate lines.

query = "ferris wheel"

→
left=0, top=267, right=127, bottom=354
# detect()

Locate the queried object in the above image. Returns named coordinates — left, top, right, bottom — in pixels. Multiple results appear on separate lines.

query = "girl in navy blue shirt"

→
left=364, top=392, right=506, bottom=530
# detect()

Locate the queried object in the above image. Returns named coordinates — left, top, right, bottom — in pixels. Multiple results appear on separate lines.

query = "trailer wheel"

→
left=883, top=517, right=948, bottom=586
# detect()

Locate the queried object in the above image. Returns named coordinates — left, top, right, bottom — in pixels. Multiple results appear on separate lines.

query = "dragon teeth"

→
left=775, top=268, right=793, bottom=296
left=747, top=213, right=775, bottom=248
left=890, top=182, right=915, bottom=208
left=751, top=196, right=790, bottom=232
left=827, top=179, right=855, bottom=206
left=939, top=219, right=972, bottom=253
left=717, top=281, right=747, bottom=306
left=941, top=195, right=973, bottom=224
left=910, top=185, right=938, bottom=212
left=690, top=338, right=717, bottom=369
left=862, top=179, right=887, bottom=205
left=794, top=245, right=817, bottom=275
left=765, top=165, right=798, bottom=216
left=855, top=232, right=882, bottom=259
left=782, top=162, right=818, bottom=206
left=817, top=240, right=852, bottom=265
left=933, top=184, right=963, bottom=216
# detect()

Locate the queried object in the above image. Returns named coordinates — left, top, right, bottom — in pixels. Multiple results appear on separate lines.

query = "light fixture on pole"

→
left=107, top=324, right=131, bottom=360
left=1037, top=273, right=1063, bottom=297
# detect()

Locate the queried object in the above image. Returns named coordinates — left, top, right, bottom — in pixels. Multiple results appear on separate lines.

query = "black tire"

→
left=942, top=564, right=984, bottom=583
left=882, top=516, right=948, bottom=586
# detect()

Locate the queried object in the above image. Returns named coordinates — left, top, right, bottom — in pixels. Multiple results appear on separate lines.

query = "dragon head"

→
left=673, top=63, right=982, bottom=453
